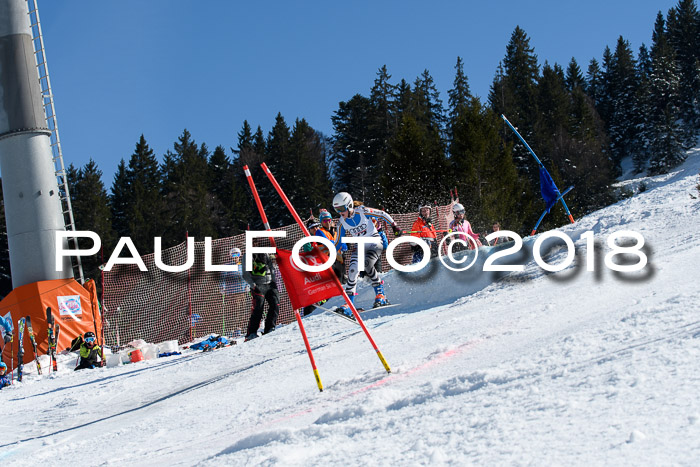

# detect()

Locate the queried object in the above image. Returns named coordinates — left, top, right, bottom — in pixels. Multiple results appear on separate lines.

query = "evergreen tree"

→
left=331, top=94, right=375, bottom=201
left=263, top=113, right=292, bottom=226
left=607, top=36, right=639, bottom=170
left=207, top=145, right=233, bottom=237
left=447, top=56, right=472, bottom=145
left=489, top=26, right=540, bottom=176
left=666, top=0, right=700, bottom=135
left=109, top=159, right=130, bottom=239
left=161, top=129, right=216, bottom=246
left=565, top=86, right=615, bottom=214
left=595, top=46, right=615, bottom=126
left=366, top=65, right=398, bottom=203
left=288, top=119, right=333, bottom=213
left=585, top=58, right=604, bottom=105
left=394, top=79, right=412, bottom=116
left=382, top=114, right=440, bottom=211
left=565, top=57, right=586, bottom=92
left=71, top=159, right=116, bottom=281
left=537, top=62, right=571, bottom=159
left=632, top=43, right=653, bottom=172
left=230, top=121, right=261, bottom=231
left=412, top=69, right=446, bottom=137
left=124, top=135, right=165, bottom=253
left=647, top=11, right=687, bottom=174
left=448, top=98, right=524, bottom=231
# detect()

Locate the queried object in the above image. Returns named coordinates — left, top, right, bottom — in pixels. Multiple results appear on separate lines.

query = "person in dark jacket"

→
left=74, top=332, right=104, bottom=370
left=242, top=252, right=279, bottom=341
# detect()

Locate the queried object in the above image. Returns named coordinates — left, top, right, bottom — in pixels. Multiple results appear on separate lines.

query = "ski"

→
left=313, top=303, right=362, bottom=323
left=47, top=307, right=58, bottom=372
left=25, top=316, right=42, bottom=375
left=17, top=317, right=25, bottom=382
left=371, top=303, right=401, bottom=310
left=54, top=323, right=60, bottom=371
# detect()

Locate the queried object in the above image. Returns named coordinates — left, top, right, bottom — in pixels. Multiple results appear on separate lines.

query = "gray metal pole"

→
left=0, top=0, right=73, bottom=288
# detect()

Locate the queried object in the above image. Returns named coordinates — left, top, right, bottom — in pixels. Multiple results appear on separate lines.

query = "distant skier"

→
left=301, top=217, right=348, bottom=316
left=409, top=203, right=437, bottom=263
left=220, top=247, right=247, bottom=294
left=74, top=332, right=104, bottom=370
left=332, top=192, right=402, bottom=314
left=447, top=203, right=482, bottom=250
left=0, top=362, right=10, bottom=389
left=242, top=249, right=279, bottom=341
left=487, top=222, right=501, bottom=246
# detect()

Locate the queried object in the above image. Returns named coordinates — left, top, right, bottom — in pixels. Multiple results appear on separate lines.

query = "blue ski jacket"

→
left=0, top=374, right=11, bottom=389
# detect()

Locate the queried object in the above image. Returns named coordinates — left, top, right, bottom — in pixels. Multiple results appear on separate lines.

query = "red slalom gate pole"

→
left=294, top=309, right=323, bottom=391
left=243, top=165, right=277, bottom=248
left=261, top=162, right=391, bottom=374
left=243, top=165, right=323, bottom=392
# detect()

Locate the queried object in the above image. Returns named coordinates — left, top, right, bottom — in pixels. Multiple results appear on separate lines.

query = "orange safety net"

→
left=102, top=204, right=454, bottom=347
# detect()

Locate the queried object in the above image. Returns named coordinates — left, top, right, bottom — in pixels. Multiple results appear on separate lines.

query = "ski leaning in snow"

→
left=16, top=317, right=25, bottom=382
left=46, top=308, right=59, bottom=372
left=25, top=316, right=42, bottom=375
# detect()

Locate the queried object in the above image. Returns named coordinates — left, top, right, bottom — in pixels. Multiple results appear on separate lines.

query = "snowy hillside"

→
left=1, top=147, right=699, bottom=466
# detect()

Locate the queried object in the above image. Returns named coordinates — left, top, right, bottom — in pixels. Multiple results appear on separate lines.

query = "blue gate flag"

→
left=539, top=167, right=561, bottom=214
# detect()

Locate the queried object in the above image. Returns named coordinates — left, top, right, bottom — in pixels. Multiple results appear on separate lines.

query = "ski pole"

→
left=262, top=162, right=391, bottom=374
left=403, top=229, right=453, bottom=234
left=10, top=331, right=13, bottom=383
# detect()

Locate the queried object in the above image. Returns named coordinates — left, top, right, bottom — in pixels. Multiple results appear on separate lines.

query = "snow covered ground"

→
left=2, top=147, right=699, bottom=466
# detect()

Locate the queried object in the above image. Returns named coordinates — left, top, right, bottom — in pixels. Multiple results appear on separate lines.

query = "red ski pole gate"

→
left=244, top=165, right=323, bottom=392
left=261, top=162, right=391, bottom=374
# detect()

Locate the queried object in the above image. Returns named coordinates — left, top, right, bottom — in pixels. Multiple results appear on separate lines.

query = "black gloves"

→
left=392, top=224, right=403, bottom=237
left=4, top=333, right=11, bottom=344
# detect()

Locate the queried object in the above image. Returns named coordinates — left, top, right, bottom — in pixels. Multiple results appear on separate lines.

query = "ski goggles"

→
left=454, top=210, right=465, bottom=216
left=84, top=336, right=96, bottom=344
left=333, top=205, right=348, bottom=213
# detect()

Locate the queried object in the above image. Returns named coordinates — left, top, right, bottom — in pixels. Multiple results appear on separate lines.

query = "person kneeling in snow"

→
left=74, top=332, right=104, bottom=370
left=0, top=362, right=11, bottom=389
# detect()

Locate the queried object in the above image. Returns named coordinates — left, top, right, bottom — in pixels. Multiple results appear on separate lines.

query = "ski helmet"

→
left=452, top=203, right=465, bottom=215
left=332, top=192, right=353, bottom=213
left=319, top=210, right=332, bottom=222
left=84, top=331, right=96, bottom=344
left=0, top=362, right=6, bottom=373
left=230, top=247, right=241, bottom=259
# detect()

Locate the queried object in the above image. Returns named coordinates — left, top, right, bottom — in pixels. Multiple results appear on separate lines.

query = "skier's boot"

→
left=336, top=293, right=356, bottom=318
left=373, top=282, right=389, bottom=308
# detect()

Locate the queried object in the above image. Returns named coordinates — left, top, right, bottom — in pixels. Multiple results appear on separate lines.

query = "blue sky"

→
left=34, top=0, right=677, bottom=185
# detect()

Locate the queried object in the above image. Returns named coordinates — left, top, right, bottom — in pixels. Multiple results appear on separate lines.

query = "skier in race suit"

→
left=332, top=192, right=403, bottom=315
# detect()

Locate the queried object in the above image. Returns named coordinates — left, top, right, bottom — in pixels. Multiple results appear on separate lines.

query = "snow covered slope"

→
left=1, top=147, right=699, bottom=465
